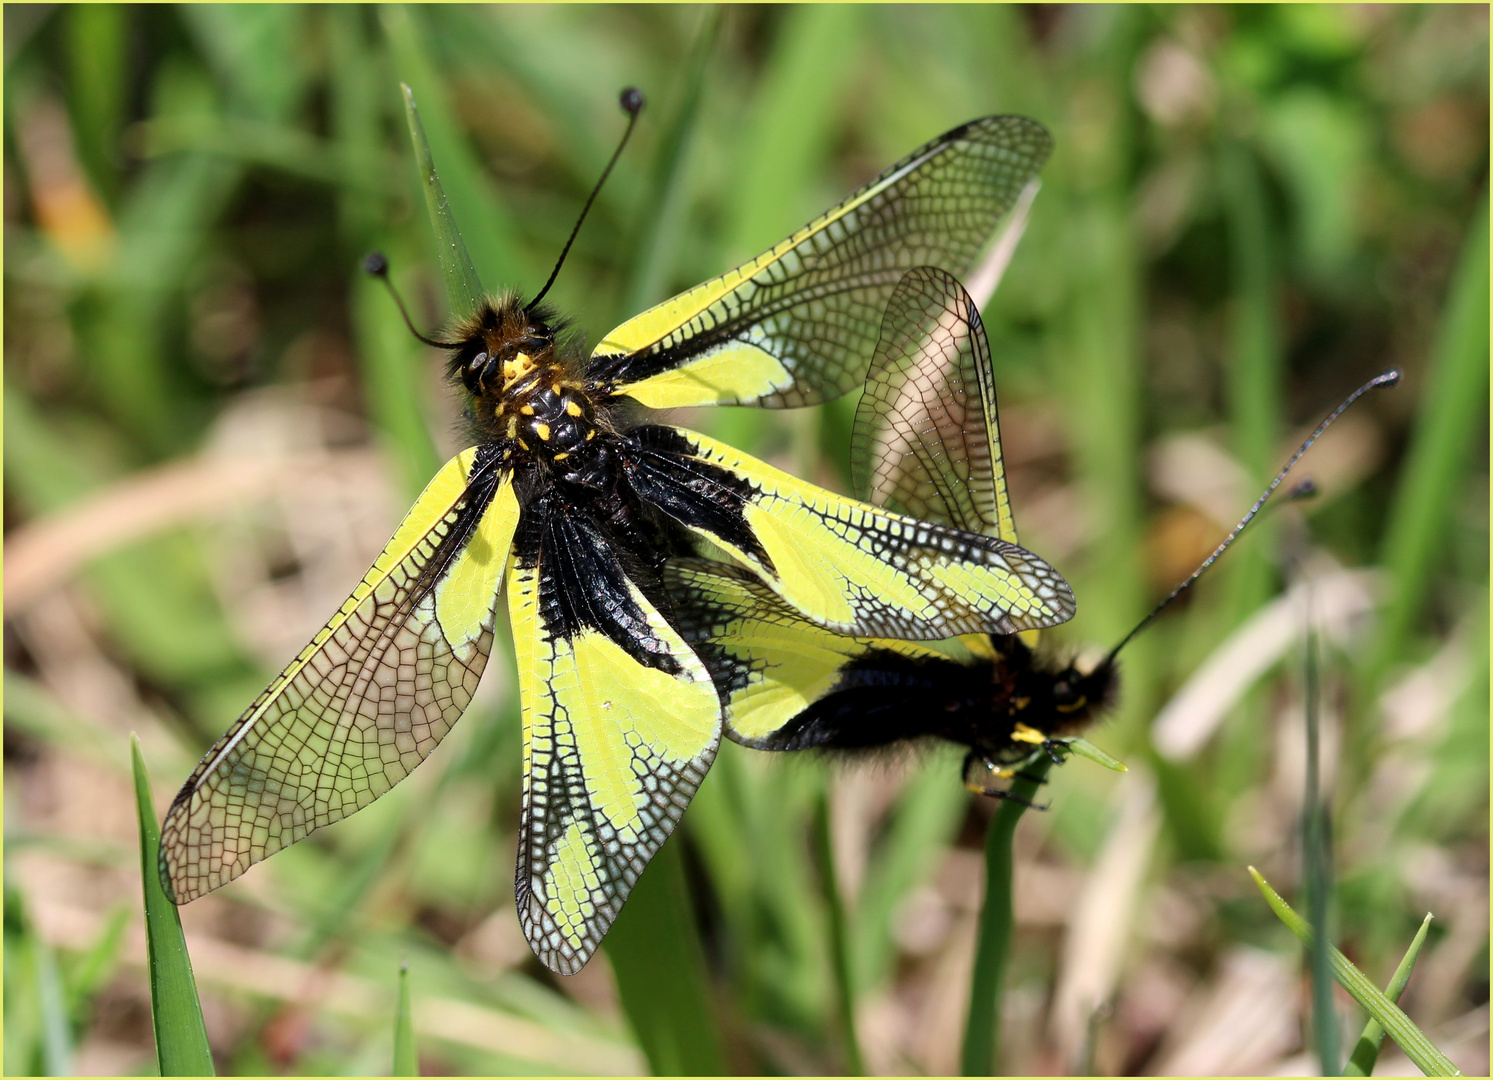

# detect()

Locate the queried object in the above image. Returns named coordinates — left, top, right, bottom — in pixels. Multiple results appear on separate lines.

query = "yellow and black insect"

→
left=158, top=92, right=1074, bottom=973
left=666, top=265, right=1400, bottom=795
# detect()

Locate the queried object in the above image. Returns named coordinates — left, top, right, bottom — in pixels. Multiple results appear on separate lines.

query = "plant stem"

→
left=814, top=786, right=864, bottom=1075
left=1303, top=609, right=1339, bottom=1074
left=961, top=756, right=1054, bottom=1075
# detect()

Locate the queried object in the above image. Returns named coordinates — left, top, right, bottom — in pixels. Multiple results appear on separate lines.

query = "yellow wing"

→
left=159, top=448, right=520, bottom=902
left=622, top=426, right=1074, bottom=639
left=591, top=116, right=1051, bottom=410
left=506, top=500, right=720, bottom=975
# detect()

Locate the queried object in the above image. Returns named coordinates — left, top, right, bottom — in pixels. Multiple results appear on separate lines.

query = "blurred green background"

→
left=4, top=4, right=1487, bottom=1075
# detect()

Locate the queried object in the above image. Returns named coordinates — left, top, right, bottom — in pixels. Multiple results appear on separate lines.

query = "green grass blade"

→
left=393, top=960, right=417, bottom=1076
left=961, top=757, right=1055, bottom=1075
left=1302, top=621, right=1339, bottom=1074
left=814, top=788, right=863, bottom=1075
left=65, top=3, right=126, bottom=202
left=1343, top=914, right=1435, bottom=1077
left=853, top=761, right=968, bottom=994
left=65, top=902, right=131, bottom=1018
left=1217, top=137, right=1283, bottom=623
left=36, top=923, right=74, bottom=1076
left=131, top=733, right=215, bottom=1076
left=722, top=4, right=866, bottom=261
left=1248, top=867, right=1462, bottom=1076
left=398, top=81, right=485, bottom=318
left=604, top=839, right=726, bottom=1075
left=617, top=6, right=720, bottom=321
left=1061, top=737, right=1128, bottom=773
left=1369, top=190, right=1490, bottom=680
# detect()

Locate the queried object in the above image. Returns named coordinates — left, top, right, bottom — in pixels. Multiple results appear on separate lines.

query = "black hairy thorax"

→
left=444, top=297, right=767, bottom=655
left=448, top=297, right=622, bottom=493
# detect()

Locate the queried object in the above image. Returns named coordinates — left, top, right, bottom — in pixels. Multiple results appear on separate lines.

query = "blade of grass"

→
left=1368, top=190, right=1489, bottom=682
left=326, top=10, right=443, bottom=498
left=604, top=838, right=726, bottom=1075
left=1303, top=607, right=1339, bottom=1074
left=814, top=787, right=863, bottom=1075
left=393, top=960, right=417, bottom=1076
left=65, top=2, right=126, bottom=203
left=132, top=733, right=215, bottom=1076
left=399, top=81, right=485, bottom=319
left=1248, top=867, right=1463, bottom=1076
left=1344, top=913, right=1435, bottom=1077
left=4, top=883, right=42, bottom=1076
left=384, top=4, right=529, bottom=306
left=961, top=756, right=1055, bottom=1075
left=36, top=916, right=74, bottom=1076
left=617, top=5, right=720, bottom=321
left=64, top=902, right=131, bottom=1019
left=1217, top=136, right=1283, bottom=622
left=853, top=758, right=968, bottom=993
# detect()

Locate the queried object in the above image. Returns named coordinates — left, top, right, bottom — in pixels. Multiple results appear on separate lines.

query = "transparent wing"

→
left=851, top=265, right=1017, bottom=544
left=625, top=426, right=1074, bottom=639
left=159, top=449, right=519, bottom=902
left=508, top=505, right=719, bottom=975
left=593, top=116, right=1051, bottom=410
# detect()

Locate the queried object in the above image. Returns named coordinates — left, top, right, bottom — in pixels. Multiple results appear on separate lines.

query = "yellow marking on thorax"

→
left=502, top=352, right=536, bottom=388
left=535, top=423, right=551, bottom=441
left=565, top=401, right=583, bottom=417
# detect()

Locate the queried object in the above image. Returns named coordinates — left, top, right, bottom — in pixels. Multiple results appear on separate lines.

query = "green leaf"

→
left=132, top=734, right=215, bottom=1076
left=814, top=788, right=863, bottom=1075
left=1369, top=189, right=1490, bottom=682
left=398, top=82, right=486, bottom=319
left=1344, top=914, right=1435, bottom=1077
left=604, top=839, right=726, bottom=1075
left=1060, top=736, right=1129, bottom=773
left=1248, top=867, right=1462, bottom=1077
left=393, top=960, right=417, bottom=1076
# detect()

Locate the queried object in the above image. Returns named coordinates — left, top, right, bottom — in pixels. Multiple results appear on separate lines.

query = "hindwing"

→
left=852, top=265, right=1017, bottom=544
left=627, top=426, right=1073, bottom=638
left=508, top=498, right=720, bottom=975
left=664, top=559, right=986, bottom=746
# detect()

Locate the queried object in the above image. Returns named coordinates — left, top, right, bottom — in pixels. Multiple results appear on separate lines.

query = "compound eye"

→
left=1052, top=679, right=1076, bottom=705
left=463, top=351, right=489, bottom=391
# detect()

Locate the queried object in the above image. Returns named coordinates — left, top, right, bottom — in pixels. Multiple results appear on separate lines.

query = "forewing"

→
left=509, top=504, right=720, bottom=975
left=624, top=426, right=1074, bottom=639
left=160, top=448, right=519, bottom=902
left=664, top=559, right=955, bottom=746
left=593, top=116, right=1051, bottom=409
left=852, top=265, right=1018, bottom=545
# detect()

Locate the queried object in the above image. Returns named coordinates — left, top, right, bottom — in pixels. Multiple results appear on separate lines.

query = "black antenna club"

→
left=527, top=87, right=645, bottom=312
left=1104, top=369, right=1401, bottom=663
left=363, top=251, right=453, bottom=348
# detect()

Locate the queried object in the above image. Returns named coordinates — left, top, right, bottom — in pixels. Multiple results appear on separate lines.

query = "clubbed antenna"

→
left=527, top=87, right=645, bottom=312
left=363, top=252, right=454, bottom=348
left=1105, top=369, right=1401, bottom=663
